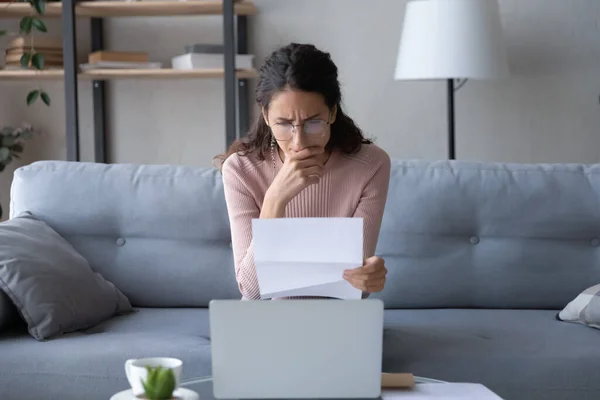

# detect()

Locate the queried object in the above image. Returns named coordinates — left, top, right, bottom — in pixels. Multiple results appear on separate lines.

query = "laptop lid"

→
left=209, top=299, right=384, bottom=399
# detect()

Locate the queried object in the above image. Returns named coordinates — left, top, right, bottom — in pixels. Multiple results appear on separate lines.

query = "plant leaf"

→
left=1, top=134, right=16, bottom=147
left=31, top=0, right=45, bottom=15
left=20, top=130, right=34, bottom=140
left=0, top=127, right=14, bottom=135
left=0, top=30, right=7, bottom=36
left=0, top=147, right=11, bottom=163
left=32, top=53, right=44, bottom=70
left=27, top=90, right=40, bottom=105
left=154, top=368, right=175, bottom=400
left=10, top=143, right=24, bottom=153
left=41, top=91, right=51, bottom=106
left=19, top=16, right=33, bottom=34
left=32, top=18, right=47, bottom=33
left=20, top=52, right=31, bottom=68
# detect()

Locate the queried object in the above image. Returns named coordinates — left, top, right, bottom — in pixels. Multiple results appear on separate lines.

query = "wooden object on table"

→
left=88, top=51, right=149, bottom=64
left=381, top=373, right=416, bottom=388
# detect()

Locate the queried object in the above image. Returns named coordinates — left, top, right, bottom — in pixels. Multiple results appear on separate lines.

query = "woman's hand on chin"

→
left=342, top=256, right=387, bottom=294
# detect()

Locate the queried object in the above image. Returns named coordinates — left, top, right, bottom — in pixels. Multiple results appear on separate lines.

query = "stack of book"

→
left=4, top=36, right=63, bottom=69
left=80, top=51, right=161, bottom=70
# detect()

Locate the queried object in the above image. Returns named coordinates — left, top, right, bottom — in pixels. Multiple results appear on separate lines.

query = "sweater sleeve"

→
left=222, top=156, right=262, bottom=300
left=352, top=151, right=391, bottom=260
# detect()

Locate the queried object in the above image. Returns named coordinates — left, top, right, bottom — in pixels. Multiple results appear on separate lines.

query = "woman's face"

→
left=263, top=88, right=336, bottom=161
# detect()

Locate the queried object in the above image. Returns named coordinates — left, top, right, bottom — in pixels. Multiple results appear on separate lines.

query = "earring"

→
left=270, top=135, right=276, bottom=171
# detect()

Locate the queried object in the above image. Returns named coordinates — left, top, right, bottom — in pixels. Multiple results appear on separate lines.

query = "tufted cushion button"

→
left=116, top=237, right=126, bottom=247
left=591, top=238, right=600, bottom=247
left=469, top=236, right=480, bottom=245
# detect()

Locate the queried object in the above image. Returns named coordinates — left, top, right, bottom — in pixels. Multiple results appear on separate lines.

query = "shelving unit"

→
left=0, top=0, right=257, bottom=163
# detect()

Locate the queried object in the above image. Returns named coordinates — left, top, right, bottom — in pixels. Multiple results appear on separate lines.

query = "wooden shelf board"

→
left=0, top=69, right=64, bottom=80
left=0, top=68, right=258, bottom=80
left=78, top=0, right=257, bottom=17
left=0, top=2, right=63, bottom=18
left=81, top=68, right=258, bottom=79
left=0, top=1, right=257, bottom=18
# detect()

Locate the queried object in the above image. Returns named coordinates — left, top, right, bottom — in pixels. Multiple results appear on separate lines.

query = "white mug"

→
left=124, top=357, right=183, bottom=396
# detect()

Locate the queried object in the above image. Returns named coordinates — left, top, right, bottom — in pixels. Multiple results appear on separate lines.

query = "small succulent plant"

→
left=141, top=366, right=176, bottom=400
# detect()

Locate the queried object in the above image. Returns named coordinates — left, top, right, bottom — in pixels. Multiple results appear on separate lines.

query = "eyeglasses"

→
left=270, top=119, right=330, bottom=141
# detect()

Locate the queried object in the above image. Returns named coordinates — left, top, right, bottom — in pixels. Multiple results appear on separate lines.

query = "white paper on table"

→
left=252, top=218, right=363, bottom=299
left=382, top=383, right=504, bottom=399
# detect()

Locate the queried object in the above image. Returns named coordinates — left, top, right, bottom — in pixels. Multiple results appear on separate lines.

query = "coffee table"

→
left=180, top=375, right=446, bottom=399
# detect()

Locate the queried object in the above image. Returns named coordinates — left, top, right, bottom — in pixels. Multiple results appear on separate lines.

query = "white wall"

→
left=249, top=0, right=600, bottom=164
left=2, top=0, right=600, bottom=219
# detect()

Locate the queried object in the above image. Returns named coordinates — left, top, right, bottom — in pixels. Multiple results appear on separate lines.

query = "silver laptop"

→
left=209, top=299, right=384, bottom=399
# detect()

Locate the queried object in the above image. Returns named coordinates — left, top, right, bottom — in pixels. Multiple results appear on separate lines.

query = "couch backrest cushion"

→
left=10, top=161, right=241, bottom=307
left=12, top=159, right=600, bottom=310
left=372, top=160, right=600, bottom=309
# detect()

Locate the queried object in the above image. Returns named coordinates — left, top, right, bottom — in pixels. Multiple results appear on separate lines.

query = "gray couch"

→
left=2, top=159, right=600, bottom=400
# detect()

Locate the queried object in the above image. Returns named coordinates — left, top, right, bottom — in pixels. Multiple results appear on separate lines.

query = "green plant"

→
left=0, top=0, right=52, bottom=106
left=141, top=366, right=176, bottom=400
left=0, top=124, right=34, bottom=219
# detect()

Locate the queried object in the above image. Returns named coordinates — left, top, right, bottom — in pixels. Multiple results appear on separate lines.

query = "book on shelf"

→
left=5, top=53, right=63, bottom=65
left=88, top=51, right=150, bottom=64
left=82, top=51, right=159, bottom=70
left=171, top=53, right=254, bottom=70
left=8, top=36, right=63, bottom=50
left=80, top=61, right=163, bottom=71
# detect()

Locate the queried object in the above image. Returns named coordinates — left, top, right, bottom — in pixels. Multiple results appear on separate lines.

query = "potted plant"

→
left=141, top=366, right=177, bottom=400
left=0, top=124, right=34, bottom=219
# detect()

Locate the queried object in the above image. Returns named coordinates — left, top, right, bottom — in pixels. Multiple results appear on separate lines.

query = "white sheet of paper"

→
left=252, top=218, right=363, bottom=299
left=382, top=383, right=504, bottom=399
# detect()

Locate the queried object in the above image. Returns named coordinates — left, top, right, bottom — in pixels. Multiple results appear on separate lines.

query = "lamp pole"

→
left=447, top=79, right=456, bottom=160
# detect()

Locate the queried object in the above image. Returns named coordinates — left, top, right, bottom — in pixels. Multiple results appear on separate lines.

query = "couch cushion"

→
left=0, top=308, right=212, bottom=400
left=383, top=309, right=600, bottom=400
left=10, top=161, right=241, bottom=307
left=374, top=160, right=600, bottom=309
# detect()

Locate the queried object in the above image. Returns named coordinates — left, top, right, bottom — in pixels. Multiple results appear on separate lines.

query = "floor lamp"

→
left=394, top=0, right=509, bottom=160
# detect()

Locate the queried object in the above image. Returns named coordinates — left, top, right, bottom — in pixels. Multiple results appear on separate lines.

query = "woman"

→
left=217, top=43, right=391, bottom=300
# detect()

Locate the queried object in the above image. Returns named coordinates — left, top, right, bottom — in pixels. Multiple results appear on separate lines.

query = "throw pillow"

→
left=0, top=212, right=134, bottom=340
left=558, top=284, right=600, bottom=329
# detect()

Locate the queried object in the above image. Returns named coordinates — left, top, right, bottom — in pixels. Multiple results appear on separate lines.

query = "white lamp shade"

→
left=394, top=0, right=509, bottom=80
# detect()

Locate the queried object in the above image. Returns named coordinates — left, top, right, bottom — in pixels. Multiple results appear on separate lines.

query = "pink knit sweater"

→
left=222, top=143, right=391, bottom=300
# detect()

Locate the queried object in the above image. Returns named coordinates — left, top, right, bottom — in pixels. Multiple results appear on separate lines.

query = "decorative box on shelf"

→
left=171, top=43, right=254, bottom=70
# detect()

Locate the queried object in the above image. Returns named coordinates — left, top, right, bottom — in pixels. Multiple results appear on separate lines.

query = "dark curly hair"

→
left=215, top=43, right=371, bottom=169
